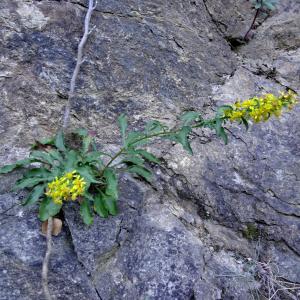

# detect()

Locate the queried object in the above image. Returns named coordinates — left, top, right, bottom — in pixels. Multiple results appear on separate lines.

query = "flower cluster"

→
left=224, top=91, right=297, bottom=123
left=45, top=170, right=86, bottom=205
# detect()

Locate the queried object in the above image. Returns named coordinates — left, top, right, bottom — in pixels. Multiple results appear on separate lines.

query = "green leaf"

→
left=30, top=151, right=55, bottom=166
left=75, top=128, right=88, bottom=137
left=48, top=149, right=64, bottom=163
left=163, top=132, right=179, bottom=143
left=103, top=168, right=118, bottom=199
left=241, top=117, right=249, bottom=131
left=83, top=151, right=106, bottom=166
left=14, top=177, right=48, bottom=190
left=181, top=111, right=200, bottom=126
left=118, top=114, right=128, bottom=145
left=255, top=3, right=262, bottom=9
left=177, top=126, right=193, bottom=154
left=218, top=127, right=228, bottom=145
left=103, top=194, right=118, bottom=215
left=214, top=118, right=228, bottom=144
left=64, top=150, right=79, bottom=171
left=217, top=105, right=233, bottom=117
left=55, top=130, right=66, bottom=152
left=122, top=155, right=145, bottom=166
left=125, top=132, right=147, bottom=148
left=94, top=193, right=109, bottom=218
left=0, top=159, right=32, bottom=174
left=31, top=137, right=55, bottom=150
left=77, top=166, right=99, bottom=185
left=82, top=136, right=92, bottom=154
left=38, top=137, right=55, bottom=145
left=262, top=0, right=277, bottom=10
left=145, top=120, right=168, bottom=134
left=133, top=149, right=160, bottom=164
left=128, top=165, right=152, bottom=182
left=23, top=184, right=46, bottom=206
left=23, top=168, right=52, bottom=179
left=80, top=199, right=94, bottom=225
left=38, top=197, right=62, bottom=221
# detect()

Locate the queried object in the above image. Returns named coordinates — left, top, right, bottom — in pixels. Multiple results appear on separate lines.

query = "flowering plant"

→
left=0, top=92, right=297, bottom=225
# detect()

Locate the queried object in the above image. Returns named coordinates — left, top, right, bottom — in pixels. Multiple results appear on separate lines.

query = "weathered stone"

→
left=165, top=65, right=300, bottom=283
left=0, top=193, right=99, bottom=300
left=0, top=0, right=299, bottom=299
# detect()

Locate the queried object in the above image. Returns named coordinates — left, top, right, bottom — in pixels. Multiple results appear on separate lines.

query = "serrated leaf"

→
left=134, top=149, right=160, bottom=164
left=48, top=149, right=64, bottom=163
left=122, top=155, right=145, bottom=166
left=177, top=126, right=193, bottom=154
left=23, top=184, right=46, bottom=206
left=64, top=150, right=79, bottom=171
left=145, top=120, right=167, bottom=134
left=30, top=151, right=55, bottom=166
left=125, top=132, right=147, bottom=148
left=83, top=151, right=105, bottom=164
left=77, top=166, right=99, bottom=185
left=80, top=199, right=93, bottom=225
left=128, top=165, right=152, bottom=182
left=23, top=168, right=52, bottom=179
left=103, top=168, right=118, bottom=199
left=94, top=193, right=109, bottom=218
left=181, top=111, right=200, bottom=126
left=50, top=167, right=62, bottom=178
left=103, top=194, right=118, bottom=215
left=38, top=197, right=62, bottom=221
left=82, top=135, right=92, bottom=154
left=0, top=158, right=32, bottom=174
left=14, top=177, right=48, bottom=190
left=118, top=114, right=128, bottom=145
left=55, top=130, right=66, bottom=151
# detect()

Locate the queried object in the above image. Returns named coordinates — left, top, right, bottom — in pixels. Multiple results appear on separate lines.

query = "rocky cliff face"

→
left=0, top=0, right=299, bottom=299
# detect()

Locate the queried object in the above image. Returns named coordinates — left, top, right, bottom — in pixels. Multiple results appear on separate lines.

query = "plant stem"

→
left=98, top=115, right=219, bottom=178
left=42, top=217, right=53, bottom=300
left=244, top=5, right=261, bottom=40
left=99, top=148, right=125, bottom=177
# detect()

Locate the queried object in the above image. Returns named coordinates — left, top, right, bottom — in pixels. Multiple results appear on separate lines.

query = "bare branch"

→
left=62, top=0, right=96, bottom=130
left=42, top=217, right=53, bottom=300
left=92, top=0, right=98, bottom=10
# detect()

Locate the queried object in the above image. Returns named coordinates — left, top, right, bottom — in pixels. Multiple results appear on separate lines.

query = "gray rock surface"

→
left=0, top=0, right=299, bottom=299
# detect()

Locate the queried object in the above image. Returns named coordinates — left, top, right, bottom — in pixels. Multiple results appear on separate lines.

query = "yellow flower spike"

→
left=224, top=91, right=297, bottom=124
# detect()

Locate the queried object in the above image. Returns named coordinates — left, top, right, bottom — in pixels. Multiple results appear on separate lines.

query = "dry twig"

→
left=42, top=1, right=97, bottom=299
left=63, top=0, right=97, bottom=130
left=42, top=217, right=53, bottom=300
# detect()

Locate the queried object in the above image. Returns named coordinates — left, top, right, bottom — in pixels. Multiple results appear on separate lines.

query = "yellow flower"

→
left=45, top=170, right=87, bottom=205
left=224, top=91, right=297, bottom=123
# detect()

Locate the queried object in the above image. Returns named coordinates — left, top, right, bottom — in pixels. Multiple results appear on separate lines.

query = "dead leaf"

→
left=41, top=218, right=63, bottom=236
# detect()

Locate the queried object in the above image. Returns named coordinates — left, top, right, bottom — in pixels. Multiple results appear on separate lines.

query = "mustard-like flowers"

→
left=45, top=170, right=86, bottom=205
left=224, top=91, right=297, bottom=123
